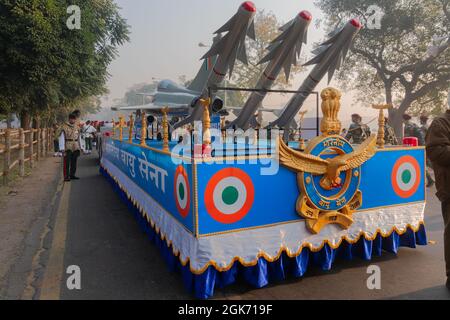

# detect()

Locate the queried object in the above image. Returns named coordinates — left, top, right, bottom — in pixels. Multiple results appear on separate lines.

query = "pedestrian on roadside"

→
left=52, top=123, right=62, bottom=157
left=57, top=113, right=81, bottom=182
left=425, top=94, right=450, bottom=290
left=82, top=120, right=97, bottom=154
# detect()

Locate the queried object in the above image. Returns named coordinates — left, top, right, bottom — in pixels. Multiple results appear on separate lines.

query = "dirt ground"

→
left=0, top=155, right=62, bottom=299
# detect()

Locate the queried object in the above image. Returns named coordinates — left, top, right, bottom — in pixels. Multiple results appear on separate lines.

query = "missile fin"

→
left=311, top=44, right=329, bottom=56
left=271, top=24, right=293, bottom=44
left=247, top=20, right=256, bottom=40
left=295, top=38, right=303, bottom=58
left=302, top=28, right=308, bottom=44
left=258, top=46, right=279, bottom=65
left=283, top=58, right=292, bottom=81
left=201, top=33, right=229, bottom=59
left=303, top=47, right=329, bottom=66
left=214, top=14, right=238, bottom=34
left=238, top=40, right=248, bottom=65
left=327, top=55, right=340, bottom=84
left=321, top=26, right=344, bottom=46
left=291, top=47, right=298, bottom=66
left=228, top=45, right=240, bottom=76
left=341, top=39, right=352, bottom=63
left=279, top=19, right=294, bottom=32
left=266, top=41, right=281, bottom=53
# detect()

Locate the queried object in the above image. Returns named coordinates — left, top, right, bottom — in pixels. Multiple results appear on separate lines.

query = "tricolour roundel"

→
left=205, top=168, right=254, bottom=224
left=391, top=155, right=421, bottom=198
left=174, top=166, right=190, bottom=218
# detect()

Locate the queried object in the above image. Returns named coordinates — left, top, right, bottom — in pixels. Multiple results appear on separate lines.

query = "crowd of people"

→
left=342, top=112, right=437, bottom=187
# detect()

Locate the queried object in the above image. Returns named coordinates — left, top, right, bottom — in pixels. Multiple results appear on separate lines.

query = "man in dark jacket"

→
left=426, top=104, right=450, bottom=290
left=403, top=114, right=425, bottom=145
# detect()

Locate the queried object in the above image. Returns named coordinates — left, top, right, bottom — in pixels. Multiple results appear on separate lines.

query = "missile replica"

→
left=173, top=1, right=256, bottom=129
left=269, top=19, right=362, bottom=130
left=229, top=11, right=312, bottom=130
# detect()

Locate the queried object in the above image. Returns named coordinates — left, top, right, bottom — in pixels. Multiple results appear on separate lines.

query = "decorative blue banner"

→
left=104, top=139, right=195, bottom=233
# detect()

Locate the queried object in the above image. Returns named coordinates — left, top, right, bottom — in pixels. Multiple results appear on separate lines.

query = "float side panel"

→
left=104, top=139, right=195, bottom=233
left=196, top=148, right=426, bottom=235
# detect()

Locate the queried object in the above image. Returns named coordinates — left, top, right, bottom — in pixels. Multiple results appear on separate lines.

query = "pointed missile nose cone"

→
left=299, top=10, right=312, bottom=21
left=241, top=1, right=256, bottom=12
left=350, top=18, right=362, bottom=29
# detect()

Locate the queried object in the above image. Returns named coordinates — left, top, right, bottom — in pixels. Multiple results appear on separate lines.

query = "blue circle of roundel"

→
left=302, top=136, right=361, bottom=211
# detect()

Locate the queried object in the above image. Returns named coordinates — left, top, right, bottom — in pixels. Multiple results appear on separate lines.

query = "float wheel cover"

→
left=391, top=155, right=421, bottom=198
left=205, top=168, right=254, bottom=224
left=174, top=166, right=190, bottom=217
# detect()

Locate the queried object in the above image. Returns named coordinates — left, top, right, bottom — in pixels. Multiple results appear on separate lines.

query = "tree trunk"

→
left=389, top=95, right=413, bottom=141
left=6, top=113, right=12, bottom=129
left=390, top=110, right=404, bottom=139
left=20, top=111, right=31, bottom=129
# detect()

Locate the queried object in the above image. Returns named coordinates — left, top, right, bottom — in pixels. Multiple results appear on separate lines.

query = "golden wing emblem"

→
left=337, top=134, right=378, bottom=171
left=278, top=138, right=328, bottom=174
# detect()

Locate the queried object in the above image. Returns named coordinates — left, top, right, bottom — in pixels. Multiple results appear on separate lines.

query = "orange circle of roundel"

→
left=174, top=165, right=190, bottom=218
left=391, top=155, right=421, bottom=198
left=204, top=168, right=254, bottom=224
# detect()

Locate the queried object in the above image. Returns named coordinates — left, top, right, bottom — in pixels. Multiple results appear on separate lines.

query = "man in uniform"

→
left=384, top=117, right=398, bottom=145
left=403, top=114, right=425, bottom=145
left=426, top=98, right=450, bottom=290
left=58, top=113, right=81, bottom=182
left=420, top=115, right=430, bottom=138
left=345, top=114, right=371, bottom=144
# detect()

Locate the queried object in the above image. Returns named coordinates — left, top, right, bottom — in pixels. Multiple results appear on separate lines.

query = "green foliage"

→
left=0, top=0, right=130, bottom=125
left=315, top=0, right=450, bottom=133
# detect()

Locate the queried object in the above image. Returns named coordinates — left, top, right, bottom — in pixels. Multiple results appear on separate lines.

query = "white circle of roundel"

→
left=396, top=162, right=417, bottom=191
left=176, top=174, right=188, bottom=210
left=212, top=177, right=247, bottom=215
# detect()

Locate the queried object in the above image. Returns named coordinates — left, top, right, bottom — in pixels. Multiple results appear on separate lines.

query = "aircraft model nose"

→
left=350, top=18, right=362, bottom=29
left=299, top=10, right=312, bottom=21
left=241, top=1, right=256, bottom=12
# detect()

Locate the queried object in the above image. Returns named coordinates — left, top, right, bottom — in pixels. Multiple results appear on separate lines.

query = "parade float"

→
left=100, top=2, right=427, bottom=299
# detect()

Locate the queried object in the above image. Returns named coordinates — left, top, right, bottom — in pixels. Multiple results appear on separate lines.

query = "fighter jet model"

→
left=113, top=55, right=224, bottom=117
left=173, top=1, right=257, bottom=129
left=228, top=10, right=312, bottom=130
left=269, top=19, right=362, bottom=130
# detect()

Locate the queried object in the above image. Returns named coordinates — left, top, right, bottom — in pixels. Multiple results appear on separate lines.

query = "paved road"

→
left=41, top=153, right=450, bottom=300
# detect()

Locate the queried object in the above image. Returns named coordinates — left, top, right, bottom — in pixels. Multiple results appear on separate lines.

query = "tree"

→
left=315, top=0, right=450, bottom=136
left=228, top=10, right=306, bottom=106
left=0, top=0, right=130, bottom=128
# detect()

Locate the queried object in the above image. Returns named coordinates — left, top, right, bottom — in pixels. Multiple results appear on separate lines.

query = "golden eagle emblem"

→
left=279, top=134, right=378, bottom=190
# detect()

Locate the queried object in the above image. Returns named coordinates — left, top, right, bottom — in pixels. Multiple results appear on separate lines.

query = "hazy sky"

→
left=106, top=0, right=379, bottom=124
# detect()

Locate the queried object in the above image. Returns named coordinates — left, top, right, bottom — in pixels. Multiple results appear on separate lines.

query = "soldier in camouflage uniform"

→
left=384, top=117, right=399, bottom=145
left=403, top=114, right=425, bottom=145
left=57, top=113, right=81, bottom=182
left=345, top=114, right=371, bottom=144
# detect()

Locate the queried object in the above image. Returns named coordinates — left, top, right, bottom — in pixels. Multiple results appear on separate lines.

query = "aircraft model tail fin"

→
left=187, top=55, right=217, bottom=92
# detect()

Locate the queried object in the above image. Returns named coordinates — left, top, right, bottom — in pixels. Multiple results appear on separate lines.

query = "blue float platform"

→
left=99, top=134, right=427, bottom=299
